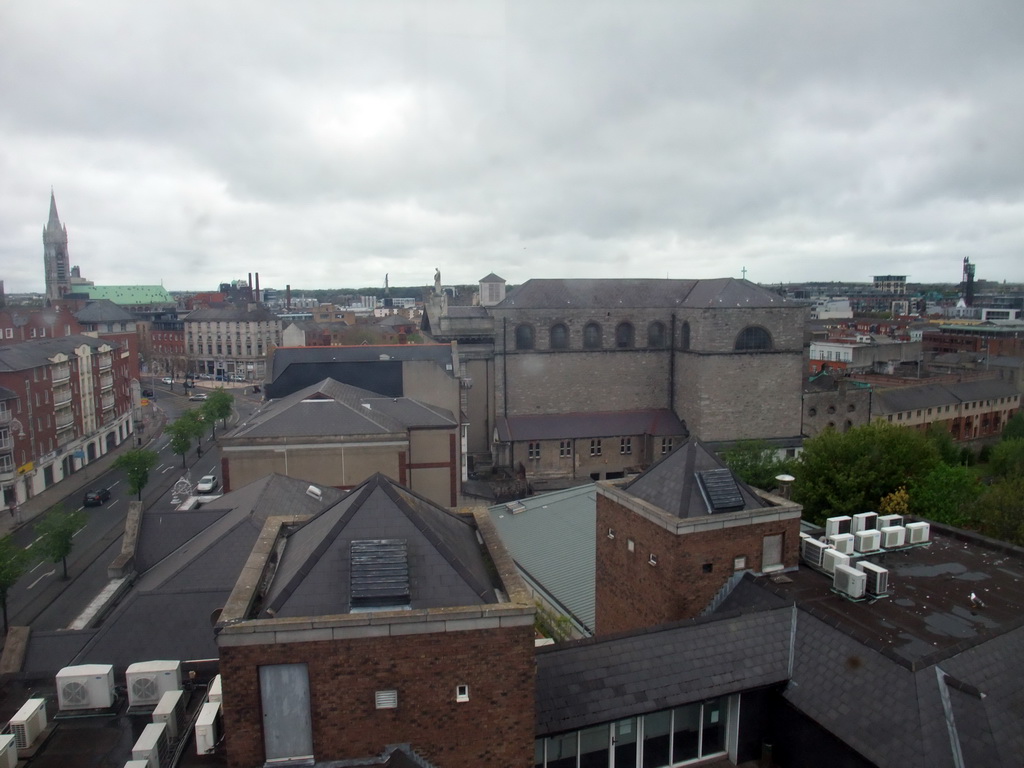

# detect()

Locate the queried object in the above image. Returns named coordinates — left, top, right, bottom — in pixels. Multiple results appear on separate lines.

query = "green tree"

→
left=908, top=463, right=982, bottom=527
left=202, top=388, right=234, bottom=438
left=793, top=421, right=940, bottom=524
left=989, top=439, right=1024, bottom=479
left=0, top=536, right=32, bottom=632
left=967, top=476, right=1024, bottom=546
left=721, top=440, right=797, bottom=491
left=925, top=422, right=960, bottom=466
left=33, top=505, right=88, bottom=579
left=1002, top=412, right=1024, bottom=441
left=167, top=411, right=206, bottom=467
left=112, top=448, right=160, bottom=500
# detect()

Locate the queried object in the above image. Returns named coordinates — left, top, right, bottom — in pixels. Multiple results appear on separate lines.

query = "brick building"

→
left=0, top=335, right=135, bottom=507
left=0, top=304, right=83, bottom=346
left=873, top=377, right=1019, bottom=442
left=595, top=436, right=801, bottom=635
left=802, top=374, right=873, bottom=438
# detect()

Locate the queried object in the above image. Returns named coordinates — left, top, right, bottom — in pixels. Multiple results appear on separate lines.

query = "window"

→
left=590, top=439, right=602, bottom=456
left=808, top=407, right=817, bottom=417
left=515, top=324, right=535, bottom=350
left=615, top=322, right=635, bottom=348
left=620, top=437, right=632, bottom=455
left=848, top=403, right=856, bottom=412
left=583, top=322, right=602, bottom=349
left=647, top=321, right=667, bottom=348
left=456, top=684, right=470, bottom=703
left=549, top=323, right=568, bottom=350
left=559, top=440, right=573, bottom=458
left=528, top=441, right=540, bottom=460
left=679, top=321, right=691, bottom=351
left=734, top=325, right=773, bottom=351
left=660, top=437, right=674, bottom=454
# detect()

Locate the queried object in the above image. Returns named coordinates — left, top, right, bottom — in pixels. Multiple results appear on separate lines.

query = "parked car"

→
left=189, top=392, right=208, bottom=401
left=161, top=377, right=173, bottom=384
left=141, top=388, right=154, bottom=397
left=83, top=488, right=111, bottom=507
left=196, top=475, right=219, bottom=493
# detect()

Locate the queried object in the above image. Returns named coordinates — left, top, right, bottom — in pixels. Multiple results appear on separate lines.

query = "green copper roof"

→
left=83, top=285, right=175, bottom=305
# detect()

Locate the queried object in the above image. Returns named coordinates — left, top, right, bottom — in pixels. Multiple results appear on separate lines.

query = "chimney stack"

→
left=775, top=474, right=795, bottom=500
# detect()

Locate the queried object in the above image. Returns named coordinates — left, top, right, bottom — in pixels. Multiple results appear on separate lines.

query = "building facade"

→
left=184, top=303, right=282, bottom=381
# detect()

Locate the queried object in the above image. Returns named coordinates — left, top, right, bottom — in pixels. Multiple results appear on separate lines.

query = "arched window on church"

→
left=615, top=322, right=635, bottom=348
left=515, top=324, right=535, bottom=350
left=679, top=321, right=691, bottom=351
left=583, top=322, right=603, bottom=349
left=550, top=323, right=569, bottom=350
left=647, top=321, right=667, bottom=348
left=735, top=326, right=773, bottom=351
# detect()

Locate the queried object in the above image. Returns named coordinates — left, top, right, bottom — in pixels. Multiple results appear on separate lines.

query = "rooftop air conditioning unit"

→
left=152, top=689, right=185, bottom=740
left=56, top=664, right=115, bottom=711
left=208, top=674, right=223, bottom=704
left=851, top=512, right=878, bottom=535
left=854, top=529, right=882, bottom=553
left=833, top=563, right=867, bottom=599
left=822, top=548, right=850, bottom=575
left=124, top=760, right=152, bottom=768
left=0, top=734, right=16, bottom=768
left=9, top=697, right=47, bottom=749
left=132, top=722, right=168, bottom=768
left=825, top=516, right=852, bottom=537
left=881, top=525, right=906, bottom=549
left=906, top=521, right=930, bottom=544
left=127, top=660, right=182, bottom=709
left=801, top=538, right=830, bottom=568
left=305, top=484, right=322, bottom=500
left=878, top=514, right=904, bottom=529
left=195, top=701, right=222, bottom=756
left=828, top=533, right=855, bottom=555
left=858, top=561, right=889, bottom=597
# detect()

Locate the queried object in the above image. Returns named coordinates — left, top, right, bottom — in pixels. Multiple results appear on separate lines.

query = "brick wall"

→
left=595, top=493, right=800, bottom=636
left=219, top=624, right=536, bottom=768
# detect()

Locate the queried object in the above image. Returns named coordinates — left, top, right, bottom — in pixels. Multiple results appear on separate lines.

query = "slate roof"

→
left=0, top=335, right=118, bottom=372
left=623, top=436, right=769, bottom=519
left=225, top=378, right=454, bottom=440
left=74, top=299, right=136, bottom=323
left=184, top=303, right=280, bottom=322
left=260, top=473, right=498, bottom=618
left=495, top=410, right=687, bottom=442
left=444, top=306, right=489, bottom=318
left=479, top=273, right=505, bottom=283
left=79, top=285, right=175, bottom=305
left=495, top=278, right=798, bottom=310
left=489, top=485, right=598, bottom=634
left=874, top=378, right=1019, bottom=414
left=0, top=385, right=17, bottom=400
left=534, top=605, right=794, bottom=735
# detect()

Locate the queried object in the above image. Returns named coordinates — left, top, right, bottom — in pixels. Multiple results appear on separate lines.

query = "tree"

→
left=113, top=448, right=160, bottom=500
left=1002, top=412, right=1024, bottom=441
left=967, top=476, right=1024, bottom=546
left=34, top=505, right=88, bottom=579
left=167, top=411, right=205, bottom=467
left=721, top=440, right=797, bottom=491
left=202, top=388, right=234, bottom=438
left=908, top=463, right=982, bottom=528
left=989, top=439, right=1024, bottom=479
left=924, top=422, right=960, bottom=466
left=793, top=421, right=940, bottom=524
left=0, top=536, right=32, bottom=632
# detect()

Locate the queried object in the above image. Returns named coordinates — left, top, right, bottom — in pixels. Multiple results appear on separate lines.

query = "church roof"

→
left=82, top=285, right=176, bottom=305
left=44, top=190, right=64, bottom=236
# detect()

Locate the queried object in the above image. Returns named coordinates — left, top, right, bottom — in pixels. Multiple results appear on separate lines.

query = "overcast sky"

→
left=2, top=1, right=1023, bottom=294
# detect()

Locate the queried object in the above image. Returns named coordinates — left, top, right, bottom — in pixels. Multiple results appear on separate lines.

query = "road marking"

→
left=73, top=524, right=88, bottom=538
left=27, top=569, right=56, bottom=589
left=29, top=561, right=43, bottom=573
left=23, top=535, right=43, bottom=550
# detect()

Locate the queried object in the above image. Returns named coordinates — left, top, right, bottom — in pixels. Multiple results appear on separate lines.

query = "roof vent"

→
left=696, top=469, right=745, bottom=513
left=350, top=539, right=410, bottom=610
left=306, top=485, right=322, bottom=500
left=505, top=501, right=526, bottom=515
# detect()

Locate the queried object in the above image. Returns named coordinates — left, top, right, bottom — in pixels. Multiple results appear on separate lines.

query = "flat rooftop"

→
left=748, top=528, right=1024, bottom=668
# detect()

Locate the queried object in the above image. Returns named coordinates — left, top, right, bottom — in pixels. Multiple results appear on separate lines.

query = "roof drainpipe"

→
left=669, top=313, right=677, bottom=410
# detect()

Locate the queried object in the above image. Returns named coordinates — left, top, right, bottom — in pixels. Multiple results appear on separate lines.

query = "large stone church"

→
left=423, top=274, right=808, bottom=488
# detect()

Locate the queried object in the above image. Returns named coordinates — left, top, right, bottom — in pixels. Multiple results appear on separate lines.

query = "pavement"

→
left=0, top=401, right=168, bottom=539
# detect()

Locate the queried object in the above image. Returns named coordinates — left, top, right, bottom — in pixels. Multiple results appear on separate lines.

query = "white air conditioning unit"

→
left=208, top=674, right=223, bottom=704
left=0, top=735, right=16, bottom=768
left=195, top=701, right=221, bottom=756
left=127, top=660, right=182, bottom=708
left=833, top=563, right=866, bottom=599
left=801, top=537, right=830, bottom=568
left=881, top=525, right=906, bottom=549
left=822, top=548, right=850, bottom=575
left=56, top=664, right=115, bottom=711
left=132, top=722, right=168, bottom=768
left=9, top=697, right=47, bottom=749
left=828, top=533, right=855, bottom=555
left=124, top=761, right=151, bottom=768
left=824, top=516, right=852, bottom=537
left=858, top=561, right=889, bottom=597
left=854, top=529, right=881, bottom=553
left=878, top=514, right=904, bottom=529
left=906, top=521, right=930, bottom=544
left=152, top=689, right=185, bottom=740
left=851, top=512, right=878, bottom=534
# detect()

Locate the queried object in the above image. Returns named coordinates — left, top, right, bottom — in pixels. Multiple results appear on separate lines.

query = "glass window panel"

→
left=613, top=718, right=637, bottom=767
left=535, top=740, right=546, bottom=768
left=642, top=711, right=671, bottom=768
left=672, top=704, right=700, bottom=762
left=546, top=733, right=578, bottom=768
left=579, top=724, right=610, bottom=768
left=700, top=700, right=725, bottom=757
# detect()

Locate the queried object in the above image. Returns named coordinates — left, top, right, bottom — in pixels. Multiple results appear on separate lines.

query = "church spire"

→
left=45, top=188, right=64, bottom=237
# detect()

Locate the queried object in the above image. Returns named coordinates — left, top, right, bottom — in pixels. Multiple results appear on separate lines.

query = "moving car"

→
left=161, top=377, right=173, bottom=384
left=196, top=475, right=219, bottom=493
left=83, top=488, right=111, bottom=507
left=189, top=392, right=208, bottom=401
left=141, top=388, right=154, bottom=397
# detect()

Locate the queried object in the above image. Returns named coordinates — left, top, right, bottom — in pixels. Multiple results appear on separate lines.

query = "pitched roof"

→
left=874, top=378, right=1019, bottom=414
left=260, top=473, right=498, bottom=618
left=496, top=278, right=799, bottom=310
left=80, top=285, right=175, bottom=305
left=74, top=299, right=136, bottom=323
left=184, top=303, right=280, bottom=322
left=479, top=273, right=505, bottom=283
left=496, top=410, right=687, bottom=442
left=0, top=335, right=118, bottom=372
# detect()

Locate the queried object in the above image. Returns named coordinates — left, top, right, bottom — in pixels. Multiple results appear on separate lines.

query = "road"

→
left=4, top=387, right=260, bottom=632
